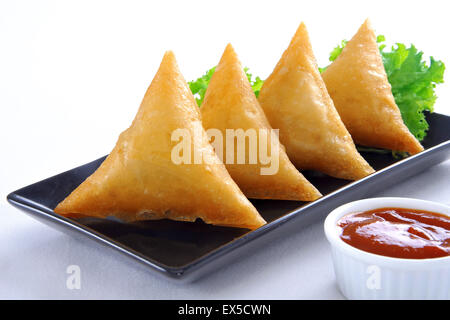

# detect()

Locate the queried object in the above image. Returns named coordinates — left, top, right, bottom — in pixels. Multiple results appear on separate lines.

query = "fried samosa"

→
left=54, top=51, right=266, bottom=230
left=258, top=23, right=374, bottom=180
left=322, top=19, right=423, bottom=154
left=201, top=44, right=322, bottom=201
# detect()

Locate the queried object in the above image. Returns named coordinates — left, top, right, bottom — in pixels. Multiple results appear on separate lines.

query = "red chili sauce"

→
left=338, top=207, right=450, bottom=259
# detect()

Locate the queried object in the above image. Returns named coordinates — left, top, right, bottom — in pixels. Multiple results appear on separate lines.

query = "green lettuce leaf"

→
left=188, top=67, right=216, bottom=107
left=244, top=67, right=264, bottom=98
left=383, top=45, right=445, bottom=141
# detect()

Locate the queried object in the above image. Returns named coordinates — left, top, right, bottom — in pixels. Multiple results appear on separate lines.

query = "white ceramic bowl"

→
left=324, top=197, right=450, bottom=300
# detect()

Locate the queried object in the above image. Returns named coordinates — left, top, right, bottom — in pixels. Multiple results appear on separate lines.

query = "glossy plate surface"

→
left=7, top=113, right=450, bottom=282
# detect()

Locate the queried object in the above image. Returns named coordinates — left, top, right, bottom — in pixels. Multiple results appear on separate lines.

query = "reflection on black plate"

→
left=7, top=113, right=450, bottom=282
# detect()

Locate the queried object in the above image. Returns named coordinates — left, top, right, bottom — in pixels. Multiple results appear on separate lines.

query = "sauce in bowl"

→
left=338, top=207, right=450, bottom=259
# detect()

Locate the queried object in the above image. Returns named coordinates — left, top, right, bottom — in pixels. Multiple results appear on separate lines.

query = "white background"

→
left=0, top=0, right=449, bottom=299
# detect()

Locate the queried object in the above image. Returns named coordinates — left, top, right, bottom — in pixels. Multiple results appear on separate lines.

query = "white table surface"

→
left=1, top=160, right=449, bottom=299
left=1, top=0, right=449, bottom=299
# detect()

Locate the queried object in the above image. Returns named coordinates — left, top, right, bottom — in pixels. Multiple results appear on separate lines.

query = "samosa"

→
left=322, top=19, right=423, bottom=154
left=258, top=23, right=374, bottom=180
left=55, top=51, right=266, bottom=230
left=201, top=44, right=321, bottom=201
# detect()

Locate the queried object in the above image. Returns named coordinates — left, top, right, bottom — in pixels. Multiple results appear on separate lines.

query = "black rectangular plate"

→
left=7, top=112, right=450, bottom=282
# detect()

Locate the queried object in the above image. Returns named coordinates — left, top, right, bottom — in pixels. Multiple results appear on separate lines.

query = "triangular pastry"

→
left=55, top=51, right=266, bottom=230
left=322, top=19, right=423, bottom=154
left=201, top=44, right=322, bottom=201
left=258, top=23, right=374, bottom=180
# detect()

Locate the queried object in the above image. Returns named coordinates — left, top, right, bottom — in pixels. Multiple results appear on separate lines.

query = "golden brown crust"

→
left=258, top=23, right=374, bottom=180
left=55, top=51, right=266, bottom=230
left=322, top=19, right=423, bottom=155
left=200, top=44, right=321, bottom=201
